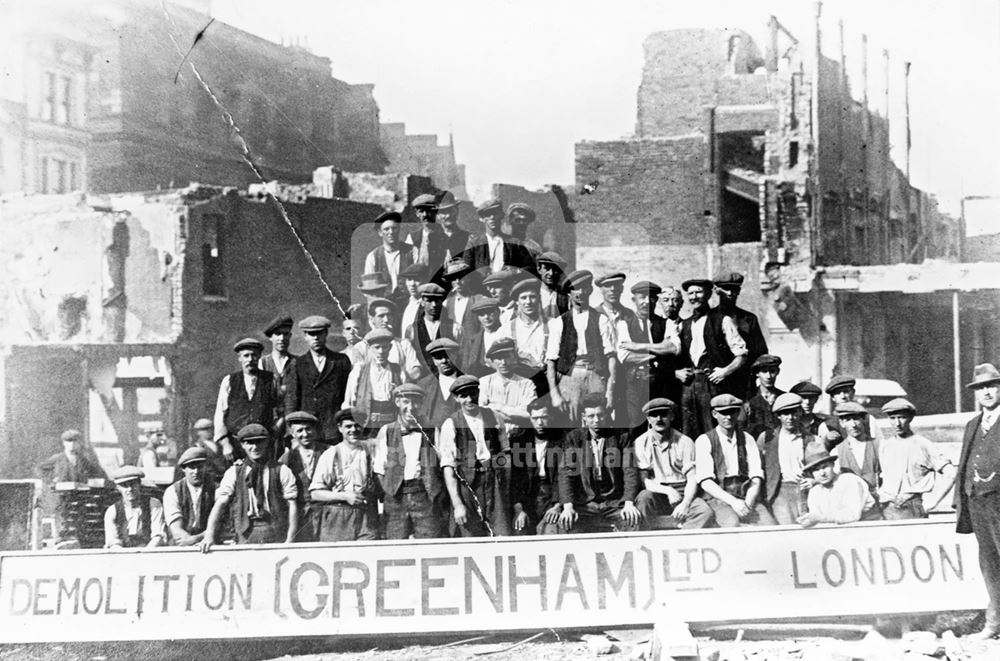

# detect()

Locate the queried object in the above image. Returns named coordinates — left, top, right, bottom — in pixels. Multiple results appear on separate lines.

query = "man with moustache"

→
left=213, top=337, right=281, bottom=461
left=286, top=317, right=352, bottom=444
left=615, top=281, right=676, bottom=431
left=406, top=194, right=448, bottom=270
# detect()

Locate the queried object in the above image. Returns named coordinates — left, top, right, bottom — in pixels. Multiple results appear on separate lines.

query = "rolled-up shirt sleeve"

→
left=720, top=315, right=748, bottom=356
left=544, top=317, right=563, bottom=362
left=599, top=315, right=615, bottom=356
left=694, top=434, right=716, bottom=484
left=743, top=432, right=764, bottom=480
left=438, top=418, right=458, bottom=468
left=162, top=483, right=182, bottom=526
left=278, top=465, right=299, bottom=500
left=213, top=375, right=231, bottom=442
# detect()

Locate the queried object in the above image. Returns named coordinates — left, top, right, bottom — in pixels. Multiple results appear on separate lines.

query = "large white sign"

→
left=0, top=518, right=985, bottom=643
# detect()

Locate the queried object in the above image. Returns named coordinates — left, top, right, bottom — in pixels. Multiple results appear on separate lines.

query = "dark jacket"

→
left=509, top=428, right=564, bottom=518
left=415, top=371, right=463, bottom=430
left=558, top=428, right=639, bottom=506
left=407, top=225, right=449, bottom=273
left=260, top=352, right=298, bottom=418
left=679, top=309, right=744, bottom=398
left=280, top=442, right=331, bottom=504
left=955, top=413, right=1000, bottom=534
left=458, top=327, right=492, bottom=377
left=287, top=349, right=352, bottom=443
left=756, top=427, right=814, bottom=505
left=729, top=306, right=768, bottom=398
left=37, top=452, right=107, bottom=484
left=745, top=388, right=784, bottom=440
left=461, top=233, right=534, bottom=272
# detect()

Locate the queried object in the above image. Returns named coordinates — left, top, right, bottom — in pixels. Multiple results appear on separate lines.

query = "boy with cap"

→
left=364, top=211, right=417, bottom=301
left=343, top=329, right=403, bottom=434
left=634, top=398, right=714, bottom=530
left=309, top=409, right=380, bottom=541
left=878, top=398, right=955, bottom=520
left=693, top=394, right=775, bottom=527
left=480, top=337, right=538, bottom=433
left=406, top=194, right=447, bottom=269
left=200, top=424, right=299, bottom=551
left=955, top=363, right=1000, bottom=639
left=104, top=466, right=167, bottom=548
left=713, top=272, right=768, bottom=396
left=677, top=279, right=748, bottom=440
left=439, top=375, right=512, bottom=536
left=789, top=381, right=830, bottom=435
left=213, top=337, right=281, bottom=462
left=818, top=375, right=884, bottom=445
left=458, top=296, right=512, bottom=377
left=465, top=199, right=533, bottom=273
left=280, top=411, right=331, bottom=542
left=260, top=315, right=298, bottom=423
left=506, top=202, right=543, bottom=260
left=745, top=354, right=785, bottom=439
left=546, top=269, right=617, bottom=424
left=755, top=393, right=816, bottom=525
left=374, top=384, right=448, bottom=539
left=557, top=393, right=641, bottom=533
left=417, top=338, right=465, bottom=430
left=286, top=316, right=353, bottom=445
left=615, top=280, right=676, bottom=430
left=535, top=251, right=569, bottom=319
left=163, top=447, right=215, bottom=546
left=797, top=444, right=879, bottom=527
left=510, top=399, right=566, bottom=535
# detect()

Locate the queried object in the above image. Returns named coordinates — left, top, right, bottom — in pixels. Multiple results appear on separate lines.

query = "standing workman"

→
left=713, top=272, right=768, bottom=398
left=213, top=337, right=281, bottom=462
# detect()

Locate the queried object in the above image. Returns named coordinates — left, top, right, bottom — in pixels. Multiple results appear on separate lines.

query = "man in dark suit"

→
left=463, top=199, right=533, bottom=273
left=260, top=315, right=298, bottom=426
left=955, top=363, right=1000, bottom=639
left=36, top=429, right=108, bottom=484
left=556, top=393, right=641, bottom=533
left=286, top=316, right=352, bottom=444
left=510, top=400, right=565, bottom=535
left=714, top=273, right=768, bottom=399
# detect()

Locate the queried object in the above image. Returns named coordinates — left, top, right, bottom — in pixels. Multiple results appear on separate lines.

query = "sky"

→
left=207, top=1, right=999, bottom=231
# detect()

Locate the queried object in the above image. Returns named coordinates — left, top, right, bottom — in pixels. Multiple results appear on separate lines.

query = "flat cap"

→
left=825, top=375, right=857, bottom=394
left=595, top=272, right=627, bottom=287
left=437, top=191, right=460, bottom=211
left=834, top=401, right=867, bottom=418
left=333, top=408, right=358, bottom=426
left=630, top=280, right=663, bottom=296
left=178, top=447, right=208, bottom=467
left=426, top=337, right=460, bottom=354
left=486, top=337, right=518, bottom=358
left=510, top=277, right=541, bottom=299
left=285, top=411, right=319, bottom=426
left=789, top=381, right=823, bottom=398
left=536, top=252, right=568, bottom=269
left=477, top=199, right=503, bottom=216
left=233, top=337, right=264, bottom=353
left=358, top=272, right=390, bottom=292
left=482, top=270, right=515, bottom=288
left=374, top=210, right=402, bottom=224
left=263, top=315, right=293, bottom=336
left=450, top=375, right=480, bottom=395
left=399, top=263, right=429, bottom=281
left=418, top=283, right=447, bottom=298
left=710, top=394, right=744, bottom=411
left=566, top=269, right=594, bottom=290
left=236, top=424, right=270, bottom=442
left=112, top=466, right=145, bottom=484
left=443, top=258, right=472, bottom=280
left=471, top=296, right=501, bottom=314
left=752, top=354, right=782, bottom=371
left=393, top=383, right=425, bottom=399
left=367, top=297, right=396, bottom=315
left=681, top=278, right=714, bottom=291
left=364, top=328, right=394, bottom=344
left=412, top=193, right=437, bottom=209
left=193, top=418, right=213, bottom=431
left=714, top=272, right=745, bottom=288
left=771, top=393, right=803, bottom=414
left=61, top=429, right=83, bottom=443
left=967, top=363, right=1000, bottom=389
left=506, top=202, right=536, bottom=222
left=642, top=398, right=675, bottom=415
left=298, top=315, right=332, bottom=332
left=881, top=398, right=917, bottom=415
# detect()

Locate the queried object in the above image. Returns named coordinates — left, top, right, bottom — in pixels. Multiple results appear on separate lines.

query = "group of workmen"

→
left=80, top=192, right=970, bottom=554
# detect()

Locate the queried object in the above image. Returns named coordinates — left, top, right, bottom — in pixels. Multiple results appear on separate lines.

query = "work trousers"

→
left=881, top=494, right=927, bottom=520
left=681, top=372, right=717, bottom=441
left=382, top=480, right=445, bottom=539
left=317, top=502, right=379, bottom=542
left=704, top=478, right=777, bottom=528
left=622, top=366, right=653, bottom=429
left=564, top=499, right=639, bottom=534
left=635, top=491, right=714, bottom=530
left=969, top=492, right=1000, bottom=632
left=558, top=364, right=606, bottom=426
left=769, top=482, right=809, bottom=525
left=514, top=483, right=562, bottom=535
left=452, top=468, right=512, bottom=537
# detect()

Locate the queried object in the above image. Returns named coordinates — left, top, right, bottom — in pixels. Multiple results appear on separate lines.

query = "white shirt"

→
left=261, top=351, right=290, bottom=375
left=483, top=326, right=512, bottom=356
left=589, top=434, right=607, bottom=480
left=689, top=313, right=747, bottom=366
left=452, top=294, right=471, bottom=331
left=343, top=360, right=396, bottom=408
left=807, top=472, right=876, bottom=524
left=104, top=498, right=167, bottom=547
left=372, top=425, right=425, bottom=480
left=486, top=234, right=505, bottom=273
left=535, top=439, right=549, bottom=478
left=777, top=429, right=805, bottom=483
left=162, top=481, right=203, bottom=528
left=216, top=463, right=298, bottom=517
left=364, top=246, right=412, bottom=291
left=311, top=350, right=327, bottom=373
left=439, top=410, right=506, bottom=466
left=540, top=286, right=560, bottom=318
left=877, top=433, right=950, bottom=500
left=401, top=298, right=421, bottom=332
left=312, top=443, right=373, bottom=494
left=547, top=310, right=615, bottom=361
left=694, top=427, right=764, bottom=483
left=438, top=372, right=458, bottom=401
left=350, top=338, right=420, bottom=378
left=510, top=316, right=550, bottom=367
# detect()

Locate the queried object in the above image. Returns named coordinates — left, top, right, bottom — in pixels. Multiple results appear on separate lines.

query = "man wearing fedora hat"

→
left=464, top=199, right=533, bottom=273
left=213, top=337, right=281, bottom=462
left=280, top=411, right=331, bottom=542
left=755, top=393, right=815, bottom=525
left=374, top=384, right=448, bottom=539
left=364, top=211, right=417, bottom=303
left=342, top=329, right=403, bottom=435
left=955, top=363, right=1000, bottom=638
left=878, top=398, right=955, bottom=520
left=435, top=191, right=470, bottom=263
left=676, top=278, right=748, bottom=440
left=260, top=315, right=298, bottom=425
left=163, top=447, right=215, bottom=546
left=286, top=316, right=353, bottom=444
left=797, top=443, right=879, bottom=527
left=104, top=466, right=167, bottom=549
left=357, top=272, right=391, bottom=306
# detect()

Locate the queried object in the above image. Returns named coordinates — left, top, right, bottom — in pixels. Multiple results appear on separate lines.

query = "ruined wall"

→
left=381, top=123, right=468, bottom=199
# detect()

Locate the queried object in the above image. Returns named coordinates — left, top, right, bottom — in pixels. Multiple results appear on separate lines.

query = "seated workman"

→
left=104, top=466, right=167, bottom=549
left=798, top=444, right=881, bottom=527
